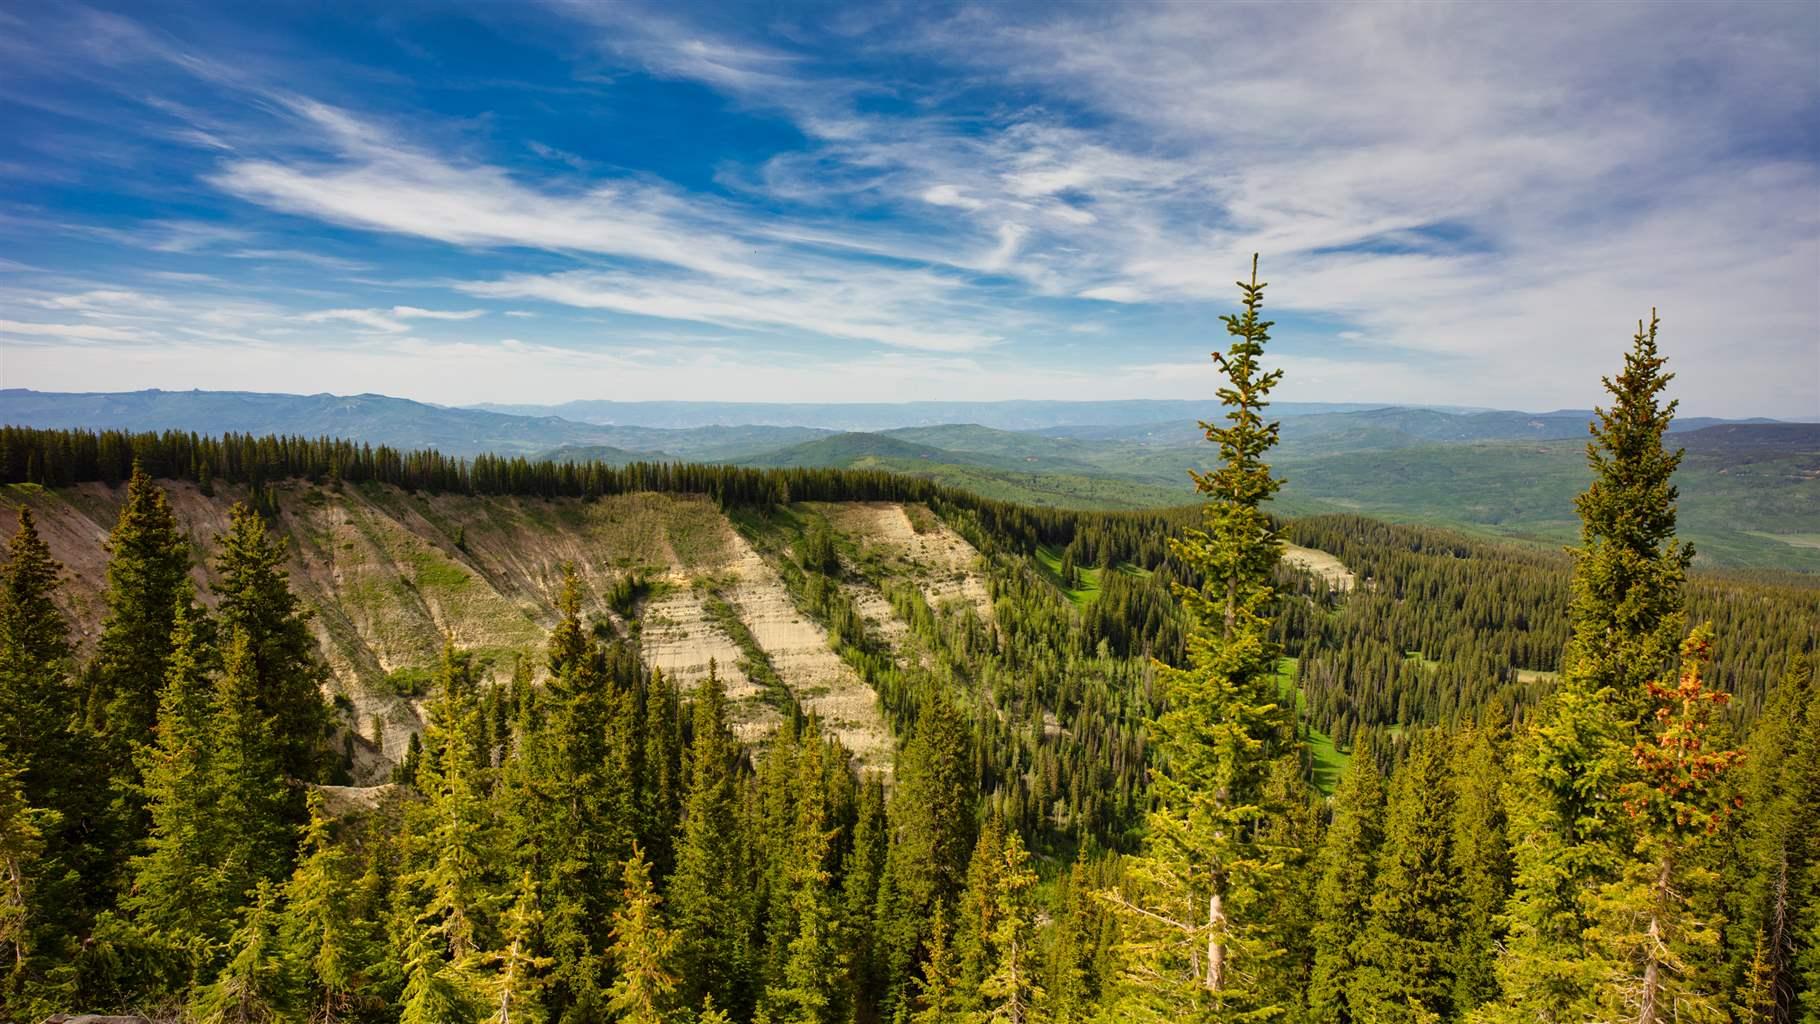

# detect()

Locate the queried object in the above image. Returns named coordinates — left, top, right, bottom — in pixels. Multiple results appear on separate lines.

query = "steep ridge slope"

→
left=0, top=480, right=957, bottom=778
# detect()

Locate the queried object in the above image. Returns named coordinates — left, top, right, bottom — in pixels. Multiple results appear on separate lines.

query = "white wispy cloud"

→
left=391, top=306, right=485, bottom=321
left=300, top=306, right=485, bottom=334
left=2, top=2, right=1813, bottom=412
left=581, top=1, right=1818, bottom=411
left=0, top=317, right=145, bottom=342
left=460, top=266, right=1000, bottom=353
left=211, top=98, right=768, bottom=282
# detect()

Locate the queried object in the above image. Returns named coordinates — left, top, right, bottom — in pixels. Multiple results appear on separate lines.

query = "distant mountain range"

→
left=4, top=388, right=1812, bottom=570
left=472, top=397, right=1413, bottom=431
left=0, top=388, right=635, bottom=458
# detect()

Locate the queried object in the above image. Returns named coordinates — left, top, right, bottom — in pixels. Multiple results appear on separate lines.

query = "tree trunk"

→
left=1638, top=856, right=1673, bottom=1024
left=1206, top=887, right=1226, bottom=992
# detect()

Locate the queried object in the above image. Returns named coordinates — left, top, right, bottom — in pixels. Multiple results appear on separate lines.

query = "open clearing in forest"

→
left=1272, top=656, right=1350, bottom=794
left=1283, top=543, right=1355, bottom=591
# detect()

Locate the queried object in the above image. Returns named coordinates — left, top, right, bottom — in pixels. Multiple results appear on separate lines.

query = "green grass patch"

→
left=1034, top=545, right=1102, bottom=608
left=1272, top=656, right=1351, bottom=794
left=409, top=551, right=471, bottom=590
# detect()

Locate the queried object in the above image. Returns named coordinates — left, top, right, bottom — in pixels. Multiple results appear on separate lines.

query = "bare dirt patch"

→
left=1283, top=543, right=1356, bottom=592
left=719, top=528, right=894, bottom=772
left=821, top=502, right=994, bottom=623
left=639, top=579, right=776, bottom=741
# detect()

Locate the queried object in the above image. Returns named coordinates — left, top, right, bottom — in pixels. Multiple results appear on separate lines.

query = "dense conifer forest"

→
left=2, top=270, right=1816, bottom=1023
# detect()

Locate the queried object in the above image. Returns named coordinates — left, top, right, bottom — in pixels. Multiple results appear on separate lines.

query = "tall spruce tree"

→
left=90, top=465, right=190, bottom=746
left=190, top=880, right=294, bottom=1024
left=412, top=643, right=499, bottom=966
left=1450, top=728, right=1510, bottom=1015
left=1727, top=656, right=1819, bottom=1024
left=911, top=902, right=965, bottom=1024
left=1355, top=731, right=1463, bottom=1023
left=0, top=508, right=75, bottom=809
left=478, top=870, right=553, bottom=1024
left=956, top=815, right=1010, bottom=1011
left=211, top=501, right=329, bottom=786
left=1307, top=749, right=1385, bottom=1024
left=0, top=508, right=80, bottom=983
left=88, top=465, right=190, bottom=888
left=842, top=776, right=889, bottom=1023
left=211, top=627, right=295, bottom=912
left=977, top=828, right=1042, bottom=1024
left=0, top=754, right=52, bottom=976
left=283, top=791, right=373, bottom=1023
left=879, top=697, right=976, bottom=1017
left=127, top=594, right=232, bottom=951
left=767, top=732, right=843, bottom=1024
left=670, top=667, right=753, bottom=1015
left=398, top=924, right=476, bottom=1024
left=1107, top=255, right=1293, bottom=1015
left=1486, top=312, right=1691, bottom=1022
left=606, top=843, right=677, bottom=1024
left=1588, top=628, right=1742, bottom=1024
left=1565, top=310, right=1693, bottom=718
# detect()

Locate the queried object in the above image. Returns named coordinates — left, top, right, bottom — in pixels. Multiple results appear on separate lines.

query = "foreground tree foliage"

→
left=1102, top=256, right=1297, bottom=1020
left=0, top=275, right=1812, bottom=1023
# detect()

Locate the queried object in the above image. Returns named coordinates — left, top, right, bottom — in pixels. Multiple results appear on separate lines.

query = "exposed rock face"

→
left=0, top=481, right=928, bottom=781
left=820, top=501, right=994, bottom=623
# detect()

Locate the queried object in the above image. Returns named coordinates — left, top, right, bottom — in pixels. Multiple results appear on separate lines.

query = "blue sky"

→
left=0, top=1, right=1815, bottom=415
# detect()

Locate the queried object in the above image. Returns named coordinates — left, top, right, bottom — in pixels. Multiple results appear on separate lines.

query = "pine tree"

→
left=842, top=776, right=888, bottom=1023
left=88, top=465, right=190, bottom=890
left=1355, top=731, right=1463, bottom=1023
left=1450, top=728, right=1510, bottom=1014
left=90, top=465, right=190, bottom=746
left=879, top=696, right=976, bottom=1016
left=0, top=508, right=75, bottom=806
left=607, top=843, right=677, bottom=1024
left=283, top=791, right=372, bottom=1023
left=1588, top=627, right=1743, bottom=1024
left=1488, top=683, right=1626, bottom=1021
left=1046, top=854, right=1112, bottom=1024
left=640, top=667, right=682, bottom=877
left=911, top=902, right=965, bottom=1024
left=767, top=733, right=843, bottom=1024
left=211, top=626, right=295, bottom=912
left=1487, top=312, right=1691, bottom=1021
left=1726, top=656, right=1817, bottom=1024
left=1565, top=310, right=1692, bottom=720
left=956, top=815, right=1009, bottom=1009
left=413, top=642, right=499, bottom=965
left=127, top=594, right=233, bottom=950
left=478, top=870, right=553, bottom=1024
left=190, top=880, right=295, bottom=1024
left=1107, top=256, right=1293, bottom=1014
left=0, top=753, right=53, bottom=973
left=978, top=828, right=1042, bottom=1024
left=671, top=667, right=753, bottom=1014
left=1253, top=754, right=1326, bottom=1004
left=0, top=508, right=79, bottom=982
left=399, top=924, right=477, bottom=1024
left=211, top=501, right=330, bottom=786
left=1308, top=750, right=1384, bottom=1024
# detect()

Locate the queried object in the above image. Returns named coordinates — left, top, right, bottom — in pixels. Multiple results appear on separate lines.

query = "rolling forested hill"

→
left=1, top=419, right=1815, bottom=1020
left=6, top=389, right=1811, bottom=569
